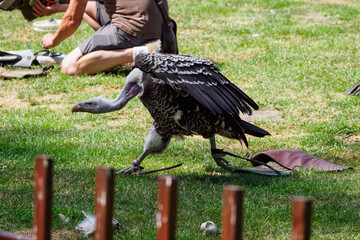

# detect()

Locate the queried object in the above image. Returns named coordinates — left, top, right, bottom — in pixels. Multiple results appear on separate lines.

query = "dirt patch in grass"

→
left=16, top=228, right=79, bottom=240
left=334, top=134, right=360, bottom=144
left=37, top=93, right=65, bottom=102
left=293, top=0, right=354, bottom=4
left=0, top=91, right=70, bottom=111
left=303, top=12, right=328, bottom=20
left=210, top=50, right=260, bottom=61
left=0, top=92, right=31, bottom=109
left=107, top=118, right=130, bottom=129
left=82, top=84, right=122, bottom=95
left=240, top=109, right=283, bottom=122
left=180, top=29, right=203, bottom=35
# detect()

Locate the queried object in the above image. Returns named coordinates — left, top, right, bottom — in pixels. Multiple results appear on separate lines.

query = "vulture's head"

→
left=72, top=96, right=110, bottom=114
left=72, top=68, right=144, bottom=114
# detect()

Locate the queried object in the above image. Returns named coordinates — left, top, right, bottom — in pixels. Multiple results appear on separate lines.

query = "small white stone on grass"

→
left=200, top=221, right=218, bottom=235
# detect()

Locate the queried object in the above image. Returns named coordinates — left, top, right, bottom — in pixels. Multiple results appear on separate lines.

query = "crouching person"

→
left=41, top=0, right=168, bottom=75
left=0, top=0, right=69, bottom=21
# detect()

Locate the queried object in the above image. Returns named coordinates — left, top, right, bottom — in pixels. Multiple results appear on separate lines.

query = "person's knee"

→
left=61, top=48, right=83, bottom=75
left=61, top=59, right=79, bottom=75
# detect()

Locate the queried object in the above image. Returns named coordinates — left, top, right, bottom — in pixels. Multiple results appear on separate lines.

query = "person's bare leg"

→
left=61, top=40, right=161, bottom=75
left=61, top=47, right=133, bottom=75
left=83, top=1, right=101, bottom=31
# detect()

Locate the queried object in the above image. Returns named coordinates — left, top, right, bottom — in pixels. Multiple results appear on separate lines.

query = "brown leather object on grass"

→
left=0, top=66, right=53, bottom=79
left=251, top=149, right=352, bottom=172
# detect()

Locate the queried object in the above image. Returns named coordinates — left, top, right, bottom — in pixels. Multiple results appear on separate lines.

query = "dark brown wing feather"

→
left=345, top=83, right=360, bottom=96
left=135, top=53, right=258, bottom=117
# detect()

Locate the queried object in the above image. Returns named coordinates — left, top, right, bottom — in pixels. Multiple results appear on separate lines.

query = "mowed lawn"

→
left=0, top=0, right=360, bottom=239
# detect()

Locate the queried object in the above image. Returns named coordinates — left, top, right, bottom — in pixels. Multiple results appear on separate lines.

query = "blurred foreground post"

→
left=222, top=186, right=244, bottom=240
left=94, top=167, right=115, bottom=240
left=156, top=176, right=178, bottom=240
left=33, top=156, right=53, bottom=240
left=291, top=197, right=312, bottom=240
left=0, top=156, right=53, bottom=240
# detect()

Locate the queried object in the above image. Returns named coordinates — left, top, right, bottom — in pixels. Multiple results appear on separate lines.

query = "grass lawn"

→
left=1, top=0, right=360, bottom=239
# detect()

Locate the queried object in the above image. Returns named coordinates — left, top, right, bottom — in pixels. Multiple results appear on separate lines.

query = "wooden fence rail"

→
left=0, top=157, right=313, bottom=240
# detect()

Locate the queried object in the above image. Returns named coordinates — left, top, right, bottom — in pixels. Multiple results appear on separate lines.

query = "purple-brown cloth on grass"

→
left=251, top=149, right=351, bottom=171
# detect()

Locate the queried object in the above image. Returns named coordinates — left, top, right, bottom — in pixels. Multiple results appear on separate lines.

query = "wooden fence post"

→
left=156, top=176, right=178, bottom=240
left=291, top=197, right=312, bottom=240
left=222, top=185, right=244, bottom=240
left=33, top=156, right=53, bottom=240
left=94, top=167, right=115, bottom=240
left=0, top=156, right=53, bottom=240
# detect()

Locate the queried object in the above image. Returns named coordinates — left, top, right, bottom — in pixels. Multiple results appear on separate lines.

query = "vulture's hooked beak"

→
left=72, top=103, right=82, bottom=113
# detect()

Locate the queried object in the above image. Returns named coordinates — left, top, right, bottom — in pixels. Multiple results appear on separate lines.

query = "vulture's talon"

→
left=213, top=154, right=231, bottom=166
left=212, top=154, right=235, bottom=172
left=115, top=165, right=141, bottom=175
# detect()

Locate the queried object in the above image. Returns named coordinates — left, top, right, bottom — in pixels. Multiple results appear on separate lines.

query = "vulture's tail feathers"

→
left=241, top=121, right=270, bottom=137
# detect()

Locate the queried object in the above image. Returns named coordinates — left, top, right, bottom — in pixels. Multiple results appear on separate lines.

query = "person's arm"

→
left=32, top=0, right=68, bottom=17
left=41, top=0, right=87, bottom=49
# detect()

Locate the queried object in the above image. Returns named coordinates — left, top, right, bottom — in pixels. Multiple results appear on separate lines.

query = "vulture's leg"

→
left=116, top=126, right=171, bottom=175
left=210, top=137, right=235, bottom=173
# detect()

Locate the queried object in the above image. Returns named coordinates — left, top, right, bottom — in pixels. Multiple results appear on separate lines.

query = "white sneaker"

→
left=36, top=51, right=66, bottom=65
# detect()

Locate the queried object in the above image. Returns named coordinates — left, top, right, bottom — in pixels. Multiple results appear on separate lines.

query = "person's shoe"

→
left=35, top=50, right=66, bottom=65
left=145, top=39, right=162, bottom=53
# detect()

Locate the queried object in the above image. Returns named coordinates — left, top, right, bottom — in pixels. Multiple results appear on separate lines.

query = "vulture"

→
left=72, top=53, right=270, bottom=174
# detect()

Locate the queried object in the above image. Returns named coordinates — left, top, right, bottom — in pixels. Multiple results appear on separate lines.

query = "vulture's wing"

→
left=345, top=83, right=360, bottom=96
left=135, top=53, right=258, bottom=116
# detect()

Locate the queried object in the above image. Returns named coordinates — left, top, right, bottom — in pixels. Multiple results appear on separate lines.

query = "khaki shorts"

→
left=96, top=0, right=110, bottom=26
left=78, top=1, right=146, bottom=55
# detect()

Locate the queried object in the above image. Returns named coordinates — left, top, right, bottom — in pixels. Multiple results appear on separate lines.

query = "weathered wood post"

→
left=94, top=167, right=115, bottom=240
left=33, top=156, right=53, bottom=240
left=222, top=185, right=244, bottom=240
left=0, top=156, right=53, bottom=240
left=156, top=175, right=178, bottom=240
left=291, top=197, right=312, bottom=240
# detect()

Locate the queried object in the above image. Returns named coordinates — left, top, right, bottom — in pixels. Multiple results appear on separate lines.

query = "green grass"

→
left=1, top=0, right=360, bottom=239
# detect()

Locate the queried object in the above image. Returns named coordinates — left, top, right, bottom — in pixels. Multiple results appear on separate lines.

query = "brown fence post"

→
left=222, top=185, right=244, bottom=240
left=94, top=167, right=115, bottom=240
left=291, top=197, right=312, bottom=240
left=33, top=156, right=53, bottom=240
left=156, top=175, right=178, bottom=240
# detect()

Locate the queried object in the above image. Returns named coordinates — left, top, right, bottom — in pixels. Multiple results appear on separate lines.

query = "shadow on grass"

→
left=0, top=126, right=359, bottom=238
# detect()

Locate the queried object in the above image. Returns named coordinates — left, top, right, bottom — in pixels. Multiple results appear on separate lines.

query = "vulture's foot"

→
left=116, top=162, right=144, bottom=175
left=211, top=152, right=235, bottom=173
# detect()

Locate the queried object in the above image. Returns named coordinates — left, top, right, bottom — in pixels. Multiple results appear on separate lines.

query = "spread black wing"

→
left=135, top=53, right=259, bottom=117
left=345, top=83, right=360, bottom=96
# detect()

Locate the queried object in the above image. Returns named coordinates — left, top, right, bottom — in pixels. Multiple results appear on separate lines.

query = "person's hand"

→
left=32, top=0, right=59, bottom=17
left=41, top=33, right=57, bottom=49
